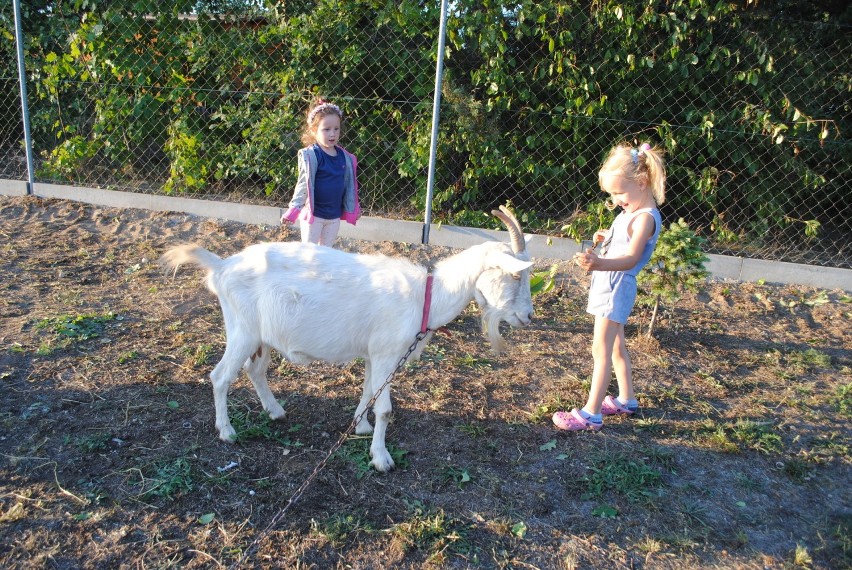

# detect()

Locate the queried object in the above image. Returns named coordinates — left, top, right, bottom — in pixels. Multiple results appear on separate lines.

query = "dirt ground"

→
left=0, top=195, right=849, bottom=570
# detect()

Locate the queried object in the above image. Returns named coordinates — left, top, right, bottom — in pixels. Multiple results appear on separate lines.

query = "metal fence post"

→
left=422, top=0, right=449, bottom=245
left=13, top=0, right=35, bottom=194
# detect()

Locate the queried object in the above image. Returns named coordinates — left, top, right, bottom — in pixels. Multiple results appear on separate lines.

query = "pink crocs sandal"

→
left=601, top=395, right=636, bottom=416
left=553, top=408, right=603, bottom=432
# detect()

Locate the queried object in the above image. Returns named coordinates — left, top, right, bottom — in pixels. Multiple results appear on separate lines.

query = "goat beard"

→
left=479, top=307, right=507, bottom=355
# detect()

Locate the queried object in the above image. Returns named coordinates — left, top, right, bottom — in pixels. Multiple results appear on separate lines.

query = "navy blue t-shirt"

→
left=312, top=145, right=346, bottom=219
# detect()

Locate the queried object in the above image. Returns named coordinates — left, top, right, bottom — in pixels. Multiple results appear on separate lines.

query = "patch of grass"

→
left=118, top=350, right=138, bottom=364
left=679, top=500, right=710, bottom=527
left=580, top=451, right=665, bottom=503
left=734, top=472, right=765, bottom=492
left=390, top=501, right=471, bottom=561
left=731, top=419, right=783, bottom=454
left=807, top=432, right=849, bottom=463
left=696, top=422, right=740, bottom=453
left=140, top=458, right=193, bottom=500
left=36, top=312, right=117, bottom=342
left=336, top=437, right=409, bottom=479
left=229, top=404, right=301, bottom=447
left=830, top=513, right=852, bottom=568
left=34, top=312, right=119, bottom=353
left=75, top=432, right=112, bottom=453
left=452, top=352, right=491, bottom=370
left=527, top=397, right=571, bottom=423
left=786, top=348, right=831, bottom=370
left=832, top=383, right=852, bottom=417
left=420, top=344, right=446, bottom=364
left=440, top=465, right=472, bottom=489
left=789, top=543, right=813, bottom=567
left=634, top=536, right=666, bottom=555
left=633, top=416, right=666, bottom=434
left=184, top=343, right=214, bottom=367
left=642, top=445, right=677, bottom=472
left=782, top=458, right=813, bottom=483
left=456, top=422, right=487, bottom=438
left=310, top=512, right=374, bottom=547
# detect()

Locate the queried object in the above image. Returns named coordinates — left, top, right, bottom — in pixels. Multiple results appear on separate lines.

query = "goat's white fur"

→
left=160, top=211, right=533, bottom=472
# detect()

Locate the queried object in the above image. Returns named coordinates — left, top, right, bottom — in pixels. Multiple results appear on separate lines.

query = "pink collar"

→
left=420, top=274, right=433, bottom=333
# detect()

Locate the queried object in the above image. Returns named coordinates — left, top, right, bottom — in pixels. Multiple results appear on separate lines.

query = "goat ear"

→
left=496, top=253, right=533, bottom=274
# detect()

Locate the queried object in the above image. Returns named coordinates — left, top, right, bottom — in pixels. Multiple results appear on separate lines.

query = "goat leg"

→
left=243, top=345, right=285, bottom=421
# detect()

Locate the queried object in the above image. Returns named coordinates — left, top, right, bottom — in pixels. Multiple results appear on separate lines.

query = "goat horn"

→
left=491, top=206, right=525, bottom=253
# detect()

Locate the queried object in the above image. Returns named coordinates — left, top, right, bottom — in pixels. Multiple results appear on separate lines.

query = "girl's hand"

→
left=573, top=247, right=600, bottom=271
left=593, top=229, right=610, bottom=245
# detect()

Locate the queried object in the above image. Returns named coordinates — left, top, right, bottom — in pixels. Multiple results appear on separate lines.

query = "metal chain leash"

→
left=230, top=329, right=430, bottom=569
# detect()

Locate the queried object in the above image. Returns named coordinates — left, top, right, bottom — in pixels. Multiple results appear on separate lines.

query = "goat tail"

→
left=159, top=243, right=223, bottom=277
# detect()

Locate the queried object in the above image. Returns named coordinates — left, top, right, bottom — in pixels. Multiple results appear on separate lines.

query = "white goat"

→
left=160, top=206, right=533, bottom=472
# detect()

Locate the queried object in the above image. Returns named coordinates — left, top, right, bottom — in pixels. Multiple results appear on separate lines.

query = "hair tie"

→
left=632, top=143, right=651, bottom=165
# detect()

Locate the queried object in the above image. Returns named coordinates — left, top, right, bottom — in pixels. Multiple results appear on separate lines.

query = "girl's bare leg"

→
left=584, top=316, right=621, bottom=415
left=611, top=325, right=634, bottom=401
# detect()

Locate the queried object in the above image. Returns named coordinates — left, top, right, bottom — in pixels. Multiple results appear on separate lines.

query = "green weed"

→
left=420, top=344, right=447, bottom=364
left=790, top=543, right=813, bottom=567
left=390, top=502, right=471, bottom=559
left=734, top=472, right=765, bottom=492
left=456, top=422, right=487, bottom=438
left=185, top=343, right=214, bottom=367
left=229, top=404, right=301, bottom=447
left=786, top=348, right=831, bottom=370
left=633, top=416, right=665, bottom=434
left=452, top=353, right=491, bottom=370
left=528, top=397, right=571, bottom=423
left=75, top=432, right=112, bottom=453
left=679, top=501, right=710, bottom=527
left=832, top=383, right=851, bottom=417
left=697, top=423, right=740, bottom=454
left=36, top=312, right=117, bottom=342
left=731, top=420, right=783, bottom=454
left=831, top=514, right=852, bottom=568
left=336, top=437, right=409, bottom=479
left=118, top=350, right=138, bottom=364
left=310, top=513, right=374, bottom=547
left=581, top=451, right=665, bottom=503
left=782, top=458, right=813, bottom=483
left=141, top=458, right=193, bottom=500
left=441, top=466, right=472, bottom=489
left=34, top=312, right=119, bottom=352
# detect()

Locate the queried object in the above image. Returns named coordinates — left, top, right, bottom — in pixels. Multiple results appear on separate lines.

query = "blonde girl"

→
left=553, top=142, right=666, bottom=431
left=281, top=99, right=361, bottom=246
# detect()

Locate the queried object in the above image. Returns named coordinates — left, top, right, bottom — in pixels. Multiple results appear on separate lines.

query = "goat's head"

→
left=474, top=206, right=535, bottom=354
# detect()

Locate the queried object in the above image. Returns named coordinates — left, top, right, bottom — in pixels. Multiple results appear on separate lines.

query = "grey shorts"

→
left=586, top=271, right=637, bottom=325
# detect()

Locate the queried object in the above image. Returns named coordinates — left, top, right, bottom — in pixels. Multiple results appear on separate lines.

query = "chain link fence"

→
left=2, top=2, right=850, bottom=268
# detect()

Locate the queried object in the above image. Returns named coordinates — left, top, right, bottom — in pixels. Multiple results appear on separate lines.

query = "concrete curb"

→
left=2, top=181, right=850, bottom=292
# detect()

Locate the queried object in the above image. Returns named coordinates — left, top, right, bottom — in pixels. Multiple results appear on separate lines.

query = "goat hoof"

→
left=218, top=426, right=237, bottom=443
left=355, top=423, right=373, bottom=435
left=267, top=405, right=286, bottom=421
left=370, top=450, right=395, bottom=472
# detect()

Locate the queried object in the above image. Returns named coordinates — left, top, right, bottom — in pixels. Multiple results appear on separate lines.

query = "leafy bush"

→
left=638, top=219, right=709, bottom=336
